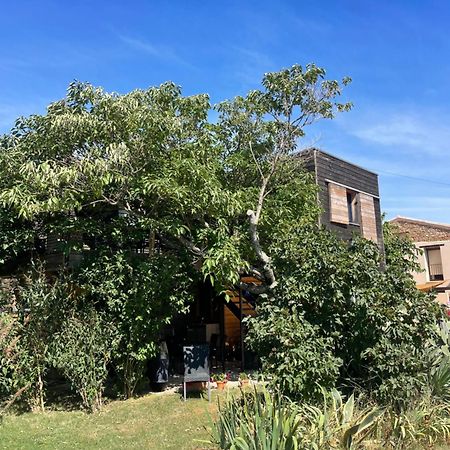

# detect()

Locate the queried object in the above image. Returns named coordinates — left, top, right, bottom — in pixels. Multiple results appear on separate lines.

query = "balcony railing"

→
left=429, top=263, right=444, bottom=281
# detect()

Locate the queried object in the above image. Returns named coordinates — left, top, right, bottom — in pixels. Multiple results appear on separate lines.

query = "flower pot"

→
left=216, top=380, right=227, bottom=391
left=239, top=379, right=249, bottom=387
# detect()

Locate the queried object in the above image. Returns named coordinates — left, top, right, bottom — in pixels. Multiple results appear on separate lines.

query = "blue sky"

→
left=1, top=0, right=450, bottom=222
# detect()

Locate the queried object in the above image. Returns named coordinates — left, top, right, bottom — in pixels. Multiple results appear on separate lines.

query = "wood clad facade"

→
left=359, top=193, right=378, bottom=243
left=223, top=288, right=257, bottom=347
left=300, top=148, right=384, bottom=249
left=328, top=183, right=349, bottom=225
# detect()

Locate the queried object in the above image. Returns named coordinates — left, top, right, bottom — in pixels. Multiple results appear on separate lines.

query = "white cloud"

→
left=340, top=107, right=450, bottom=156
left=230, top=47, right=275, bottom=88
left=118, top=35, right=192, bottom=67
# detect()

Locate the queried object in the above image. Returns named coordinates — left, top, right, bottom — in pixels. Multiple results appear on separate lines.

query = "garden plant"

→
left=0, top=63, right=449, bottom=449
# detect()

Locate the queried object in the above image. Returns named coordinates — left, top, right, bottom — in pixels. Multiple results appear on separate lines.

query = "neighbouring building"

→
left=300, top=148, right=384, bottom=250
left=389, top=216, right=450, bottom=305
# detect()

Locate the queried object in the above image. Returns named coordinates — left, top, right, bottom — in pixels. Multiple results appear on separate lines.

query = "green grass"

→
left=0, top=392, right=218, bottom=450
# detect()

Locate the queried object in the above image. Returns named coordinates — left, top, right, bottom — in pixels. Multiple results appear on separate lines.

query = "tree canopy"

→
left=2, top=63, right=440, bottom=412
left=0, top=64, right=351, bottom=292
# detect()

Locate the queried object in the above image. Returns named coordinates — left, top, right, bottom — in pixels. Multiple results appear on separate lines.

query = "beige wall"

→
left=413, top=240, right=450, bottom=284
left=435, top=292, right=449, bottom=306
left=413, top=240, right=450, bottom=306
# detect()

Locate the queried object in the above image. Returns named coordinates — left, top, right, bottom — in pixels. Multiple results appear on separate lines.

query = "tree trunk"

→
left=36, top=363, right=45, bottom=412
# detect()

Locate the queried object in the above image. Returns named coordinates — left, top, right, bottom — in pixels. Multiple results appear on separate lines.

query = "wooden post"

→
left=149, top=230, right=155, bottom=255
left=219, top=299, right=225, bottom=372
left=239, top=287, right=245, bottom=371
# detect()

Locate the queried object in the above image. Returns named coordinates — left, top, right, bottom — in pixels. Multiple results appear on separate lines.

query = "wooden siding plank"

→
left=360, top=193, right=378, bottom=242
left=329, top=183, right=349, bottom=225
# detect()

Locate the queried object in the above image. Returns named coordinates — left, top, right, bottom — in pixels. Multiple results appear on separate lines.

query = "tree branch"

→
left=178, top=236, right=204, bottom=257
left=246, top=209, right=277, bottom=289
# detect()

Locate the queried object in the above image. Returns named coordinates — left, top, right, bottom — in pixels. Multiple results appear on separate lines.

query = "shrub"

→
left=212, top=387, right=450, bottom=449
left=300, top=389, right=383, bottom=449
left=0, top=266, right=69, bottom=412
left=381, top=398, right=450, bottom=448
left=0, top=314, right=27, bottom=408
left=50, top=309, right=116, bottom=412
left=425, top=320, right=450, bottom=402
left=211, top=386, right=383, bottom=450
left=77, top=251, right=193, bottom=398
left=246, top=305, right=341, bottom=401
left=247, top=224, right=443, bottom=407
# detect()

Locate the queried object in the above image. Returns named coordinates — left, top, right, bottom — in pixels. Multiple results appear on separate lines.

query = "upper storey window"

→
left=425, top=247, right=444, bottom=281
left=328, top=181, right=378, bottom=243
left=346, top=191, right=360, bottom=225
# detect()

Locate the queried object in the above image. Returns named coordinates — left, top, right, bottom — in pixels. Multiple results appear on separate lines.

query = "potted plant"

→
left=211, top=373, right=228, bottom=390
left=239, top=372, right=250, bottom=387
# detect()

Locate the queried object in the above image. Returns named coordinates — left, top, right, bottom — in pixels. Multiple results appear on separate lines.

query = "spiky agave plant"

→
left=210, top=386, right=301, bottom=450
left=300, top=389, right=383, bottom=449
left=384, top=399, right=450, bottom=448
left=429, top=357, right=450, bottom=401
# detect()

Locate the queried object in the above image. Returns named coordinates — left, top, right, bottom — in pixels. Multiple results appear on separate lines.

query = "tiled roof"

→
left=390, top=216, right=450, bottom=242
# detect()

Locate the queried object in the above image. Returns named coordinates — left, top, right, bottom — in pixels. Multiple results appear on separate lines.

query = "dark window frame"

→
left=346, top=190, right=360, bottom=225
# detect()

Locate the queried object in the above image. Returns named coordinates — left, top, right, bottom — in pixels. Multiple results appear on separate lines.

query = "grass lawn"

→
left=0, top=391, right=219, bottom=450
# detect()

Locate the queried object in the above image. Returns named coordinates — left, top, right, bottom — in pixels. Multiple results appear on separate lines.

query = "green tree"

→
left=0, top=64, right=351, bottom=293
left=247, top=223, right=442, bottom=406
left=0, top=63, right=352, bottom=405
left=77, top=251, right=194, bottom=398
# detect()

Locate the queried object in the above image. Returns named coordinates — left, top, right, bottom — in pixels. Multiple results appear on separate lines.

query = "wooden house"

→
left=300, top=148, right=384, bottom=249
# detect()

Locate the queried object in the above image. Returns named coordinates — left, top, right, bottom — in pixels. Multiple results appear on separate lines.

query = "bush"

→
left=300, top=389, right=383, bottom=449
left=0, top=314, right=27, bottom=406
left=247, top=224, right=443, bottom=407
left=50, top=309, right=116, bottom=412
left=425, top=320, right=450, bottom=403
left=381, top=398, right=450, bottom=448
left=211, top=387, right=301, bottom=450
left=246, top=306, right=341, bottom=400
left=212, top=386, right=450, bottom=449
left=77, top=251, right=193, bottom=398
left=0, top=267, right=69, bottom=412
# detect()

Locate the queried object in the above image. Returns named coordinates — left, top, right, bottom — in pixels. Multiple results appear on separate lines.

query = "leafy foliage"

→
left=0, top=64, right=351, bottom=407
left=50, top=308, right=116, bottom=412
left=246, top=306, right=341, bottom=400
left=77, top=251, right=194, bottom=397
left=211, top=386, right=301, bottom=450
left=382, top=398, right=450, bottom=448
left=0, top=64, right=350, bottom=295
left=0, top=266, right=69, bottom=411
left=425, top=320, right=450, bottom=402
left=247, top=223, right=443, bottom=407
left=3, top=63, right=438, bottom=419
left=301, top=389, right=383, bottom=449
left=0, top=313, right=24, bottom=404
left=211, top=386, right=382, bottom=450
